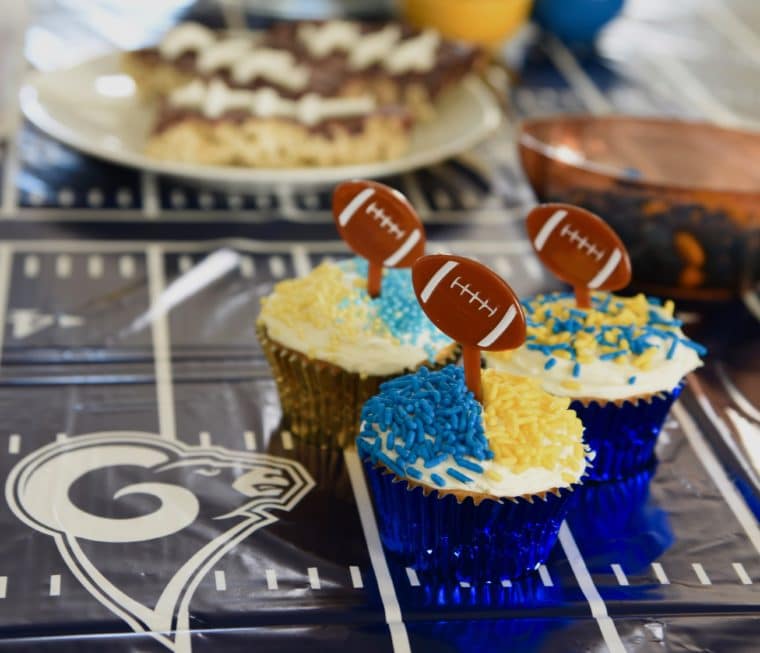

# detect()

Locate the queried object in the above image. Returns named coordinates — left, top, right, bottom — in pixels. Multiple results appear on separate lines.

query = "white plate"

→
left=20, top=53, right=502, bottom=189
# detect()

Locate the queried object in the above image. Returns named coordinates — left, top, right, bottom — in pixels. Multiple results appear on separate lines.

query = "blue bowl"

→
left=533, top=0, right=625, bottom=45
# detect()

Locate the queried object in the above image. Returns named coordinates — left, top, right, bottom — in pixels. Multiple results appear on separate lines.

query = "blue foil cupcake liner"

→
left=362, top=459, right=578, bottom=584
left=567, top=462, right=673, bottom=573
left=570, top=382, right=684, bottom=481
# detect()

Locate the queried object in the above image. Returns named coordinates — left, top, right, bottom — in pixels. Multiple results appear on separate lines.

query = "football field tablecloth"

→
left=0, top=1, right=759, bottom=651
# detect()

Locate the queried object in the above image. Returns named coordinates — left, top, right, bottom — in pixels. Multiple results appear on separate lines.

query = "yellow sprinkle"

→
left=484, top=468, right=503, bottom=482
left=481, top=369, right=585, bottom=476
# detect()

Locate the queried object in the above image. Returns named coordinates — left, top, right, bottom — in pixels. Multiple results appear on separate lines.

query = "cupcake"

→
left=484, top=291, right=705, bottom=480
left=257, top=257, right=456, bottom=447
left=358, top=364, right=590, bottom=583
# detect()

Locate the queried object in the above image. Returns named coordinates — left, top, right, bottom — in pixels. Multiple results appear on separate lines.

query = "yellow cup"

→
left=399, top=0, right=534, bottom=48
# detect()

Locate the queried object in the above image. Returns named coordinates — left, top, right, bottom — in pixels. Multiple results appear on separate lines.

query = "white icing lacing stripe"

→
left=384, top=229, right=421, bottom=267
left=169, top=79, right=376, bottom=125
left=160, top=21, right=444, bottom=77
left=420, top=261, right=458, bottom=303
left=298, top=22, right=441, bottom=74
left=478, top=305, right=517, bottom=348
left=159, top=22, right=215, bottom=59
left=533, top=209, right=567, bottom=251
left=588, top=248, right=622, bottom=289
left=338, top=188, right=375, bottom=227
left=231, top=49, right=310, bottom=91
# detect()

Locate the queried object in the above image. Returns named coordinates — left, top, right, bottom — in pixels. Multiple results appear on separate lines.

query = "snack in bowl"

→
left=484, top=204, right=705, bottom=480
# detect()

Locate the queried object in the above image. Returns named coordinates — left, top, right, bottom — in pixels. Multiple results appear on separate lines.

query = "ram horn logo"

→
left=5, top=432, right=315, bottom=653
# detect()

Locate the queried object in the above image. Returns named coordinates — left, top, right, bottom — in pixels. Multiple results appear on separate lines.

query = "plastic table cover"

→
left=0, top=1, right=758, bottom=652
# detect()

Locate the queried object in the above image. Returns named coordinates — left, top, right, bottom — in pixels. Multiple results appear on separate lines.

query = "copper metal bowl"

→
left=518, top=115, right=760, bottom=301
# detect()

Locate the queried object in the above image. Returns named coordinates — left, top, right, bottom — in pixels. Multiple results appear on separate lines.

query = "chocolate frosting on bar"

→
left=133, top=20, right=483, bottom=100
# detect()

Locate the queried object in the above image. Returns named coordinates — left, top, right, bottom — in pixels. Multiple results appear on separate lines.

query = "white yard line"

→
left=0, top=238, right=531, bottom=255
left=141, top=172, right=160, bottom=219
left=543, top=36, right=613, bottom=115
left=700, top=1, right=760, bottom=66
left=652, top=56, right=747, bottom=128
left=1, top=134, right=19, bottom=218
left=147, top=245, right=177, bottom=441
left=307, top=567, right=321, bottom=589
left=691, top=563, right=711, bottom=585
left=673, top=402, right=760, bottom=556
left=0, top=245, right=12, bottom=364
left=689, top=378, right=760, bottom=491
left=349, top=565, right=364, bottom=589
left=733, top=562, right=752, bottom=585
left=214, top=570, right=226, bottom=591
left=8, top=434, right=20, bottom=455
left=402, top=173, right=431, bottom=217
left=715, top=362, right=760, bottom=422
left=558, top=523, right=626, bottom=653
left=344, top=448, right=410, bottom=653
left=243, top=429, right=256, bottom=450
left=610, top=564, right=629, bottom=586
left=219, top=0, right=247, bottom=30
left=49, top=574, right=61, bottom=597
left=651, top=562, right=670, bottom=585
left=537, top=564, right=554, bottom=587
left=291, top=245, right=312, bottom=278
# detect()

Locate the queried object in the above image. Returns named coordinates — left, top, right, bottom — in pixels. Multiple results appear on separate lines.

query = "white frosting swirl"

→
left=258, top=260, right=452, bottom=377
left=376, top=434, right=588, bottom=496
left=484, top=345, right=700, bottom=400
left=483, top=296, right=703, bottom=400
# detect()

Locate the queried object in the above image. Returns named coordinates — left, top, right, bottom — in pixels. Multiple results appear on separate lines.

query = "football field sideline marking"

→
left=0, top=245, right=12, bottom=366
left=345, top=449, right=411, bottom=653
left=674, top=402, right=760, bottom=556
left=147, top=245, right=176, bottom=441
left=559, top=523, right=626, bottom=653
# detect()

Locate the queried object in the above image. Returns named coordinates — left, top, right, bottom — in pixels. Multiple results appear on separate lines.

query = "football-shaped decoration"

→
left=413, top=254, right=526, bottom=351
left=333, top=180, right=425, bottom=270
left=526, top=203, right=631, bottom=293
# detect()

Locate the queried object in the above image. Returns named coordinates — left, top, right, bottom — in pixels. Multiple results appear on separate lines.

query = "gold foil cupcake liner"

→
left=257, top=324, right=459, bottom=448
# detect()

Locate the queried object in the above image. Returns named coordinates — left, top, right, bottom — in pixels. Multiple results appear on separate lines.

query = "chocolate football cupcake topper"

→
left=412, top=254, right=526, bottom=402
left=333, top=180, right=426, bottom=297
left=526, top=204, right=632, bottom=308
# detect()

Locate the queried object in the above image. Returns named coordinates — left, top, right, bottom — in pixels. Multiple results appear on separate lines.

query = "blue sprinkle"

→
left=447, top=467, right=473, bottom=483
left=430, top=473, right=446, bottom=487
left=599, top=350, right=627, bottom=361
left=358, top=365, right=493, bottom=484
left=544, top=357, right=557, bottom=370
left=376, top=451, right=404, bottom=478
left=666, top=337, right=679, bottom=360
left=454, top=456, right=484, bottom=473
left=628, top=376, right=637, bottom=385
left=572, top=362, right=581, bottom=378
left=424, top=452, right=450, bottom=468
left=679, top=338, right=708, bottom=356
left=406, top=466, right=422, bottom=480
